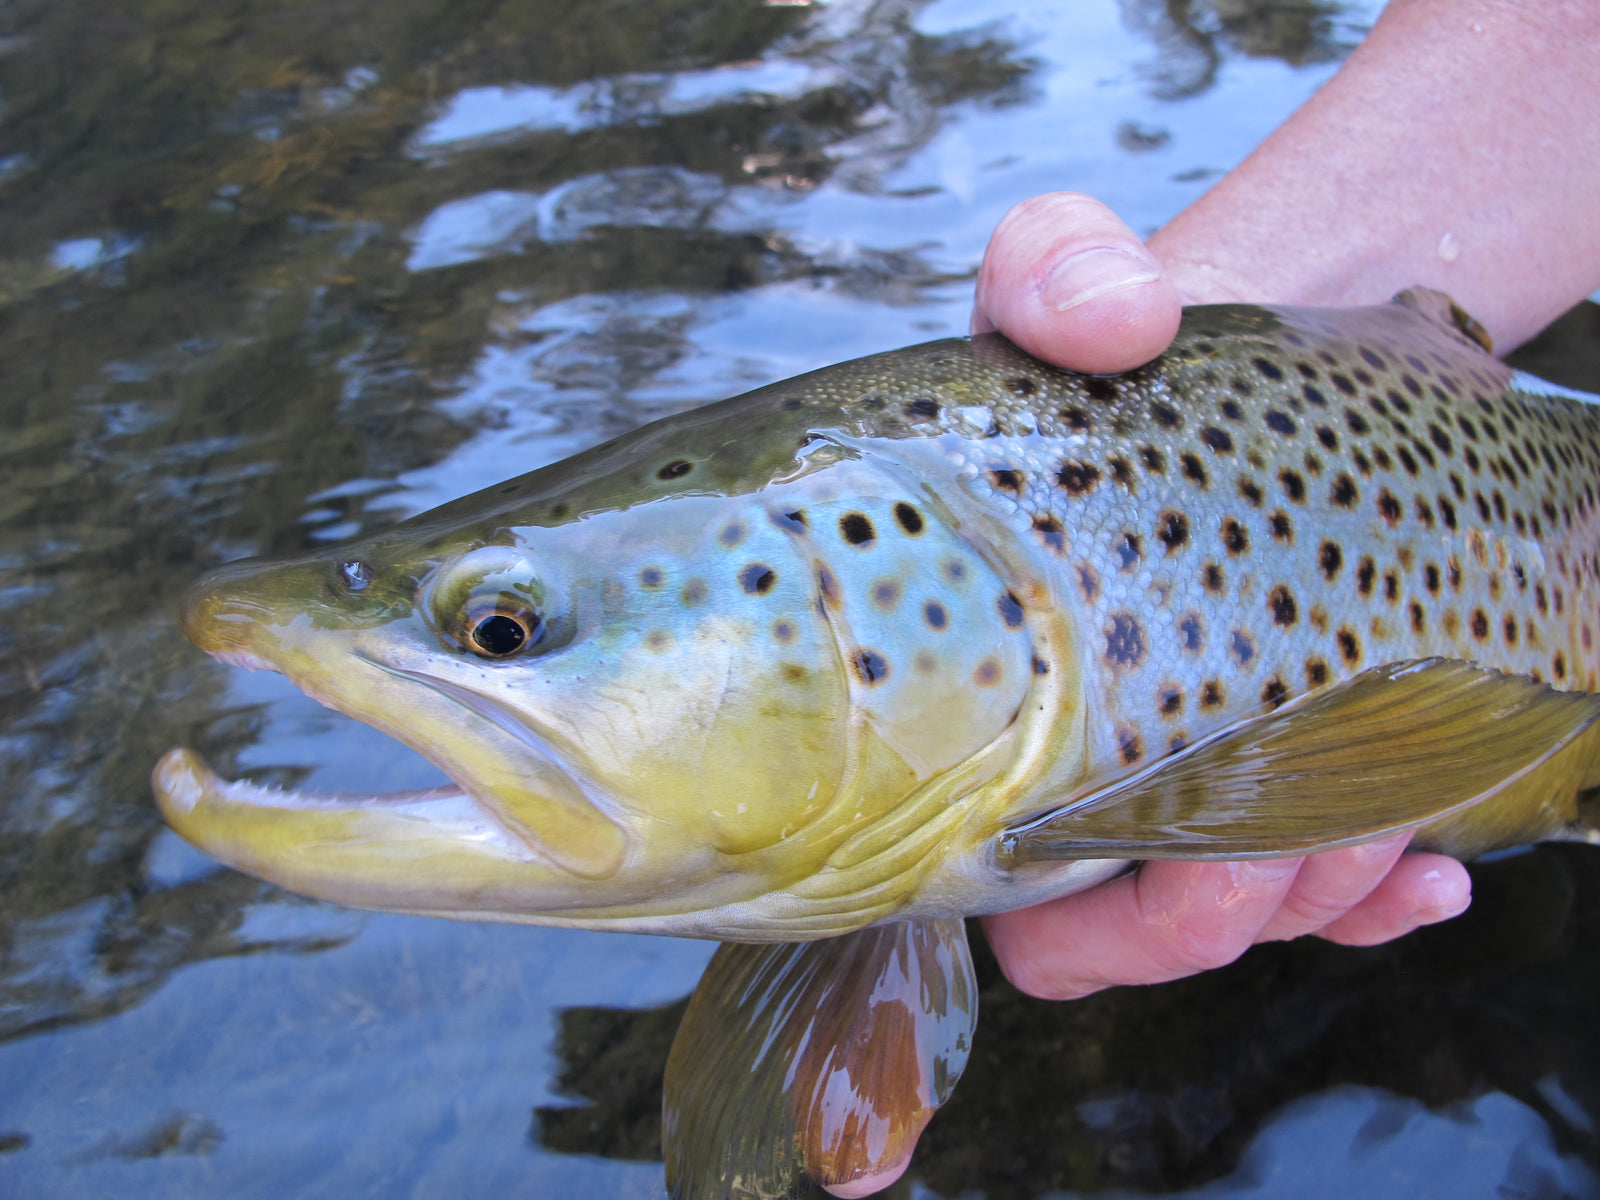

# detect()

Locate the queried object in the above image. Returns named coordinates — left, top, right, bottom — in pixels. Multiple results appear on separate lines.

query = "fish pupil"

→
left=472, top=613, right=530, bottom=656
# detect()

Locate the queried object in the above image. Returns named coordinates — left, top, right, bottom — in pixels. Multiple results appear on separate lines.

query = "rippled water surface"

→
left=2, top=0, right=1597, bottom=1196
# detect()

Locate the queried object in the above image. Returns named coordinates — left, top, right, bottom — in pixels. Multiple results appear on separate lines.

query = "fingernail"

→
left=1412, top=869, right=1471, bottom=923
left=1038, top=246, right=1163, bottom=313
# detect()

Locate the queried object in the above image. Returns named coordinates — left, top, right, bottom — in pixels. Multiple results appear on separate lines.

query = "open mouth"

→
left=154, top=639, right=630, bottom=892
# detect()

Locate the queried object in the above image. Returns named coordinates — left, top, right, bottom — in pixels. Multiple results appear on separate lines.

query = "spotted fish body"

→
left=940, top=296, right=1600, bottom=796
left=154, top=290, right=1600, bottom=1199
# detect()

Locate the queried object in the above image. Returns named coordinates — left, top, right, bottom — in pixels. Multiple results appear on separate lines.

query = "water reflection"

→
left=0, top=0, right=1594, bottom=1194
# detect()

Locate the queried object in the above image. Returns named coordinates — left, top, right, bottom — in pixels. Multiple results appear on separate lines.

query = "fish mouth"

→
left=153, top=629, right=634, bottom=916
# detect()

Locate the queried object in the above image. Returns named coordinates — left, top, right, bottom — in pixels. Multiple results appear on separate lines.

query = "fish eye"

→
left=463, top=601, right=543, bottom=658
left=422, top=545, right=570, bottom=660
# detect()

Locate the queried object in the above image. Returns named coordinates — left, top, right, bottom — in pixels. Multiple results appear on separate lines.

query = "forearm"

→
left=1152, top=0, right=1600, bottom=351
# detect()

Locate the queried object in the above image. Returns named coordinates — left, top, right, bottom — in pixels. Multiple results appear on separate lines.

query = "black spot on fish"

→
left=1262, top=678, right=1288, bottom=708
left=1033, top=514, right=1066, bottom=554
left=858, top=395, right=884, bottom=410
left=1203, top=562, right=1224, bottom=593
left=990, top=467, right=1024, bottom=492
left=1320, top=538, right=1345, bottom=581
left=1057, top=460, right=1102, bottom=495
left=1330, top=474, right=1359, bottom=507
left=1140, top=446, right=1166, bottom=472
left=1345, top=410, right=1370, bottom=435
left=1304, top=383, right=1328, bottom=407
left=1471, top=609, right=1490, bottom=639
left=1222, top=518, right=1248, bottom=555
left=998, top=591, right=1026, bottom=628
left=1181, top=453, right=1208, bottom=486
left=1158, top=511, right=1190, bottom=552
left=1429, top=423, right=1454, bottom=456
left=1229, top=630, right=1255, bottom=666
left=1151, top=402, right=1183, bottom=429
left=1331, top=373, right=1357, bottom=396
left=1270, top=511, right=1293, bottom=542
left=1356, top=557, right=1376, bottom=597
left=893, top=503, right=923, bottom=535
left=924, top=601, right=948, bottom=630
left=1118, top=728, right=1143, bottom=765
left=770, top=509, right=808, bottom=534
left=1269, top=585, right=1297, bottom=627
left=1117, top=532, right=1142, bottom=571
left=1109, top=456, right=1134, bottom=488
left=1337, top=627, right=1360, bottom=663
left=1180, top=613, right=1204, bottom=653
left=1376, top=489, right=1402, bottom=525
left=1160, top=688, right=1183, bottom=716
left=1239, top=478, right=1263, bottom=507
left=840, top=512, right=876, bottom=546
left=1200, top=426, right=1234, bottom=453
left=1265, top=410, right=1296, bottom=436
left=720, top=522, right=747, bottom=547
left=871, top=579, right=900, bottom=609
left=1201, top=680, right=1225, bottom=708
left=1007, top=376, right=1038, bottom=396
left=782, top=397, right=807, bottom=411
left=1504, top=615, right=1519, bottom=645
left=639, top=566, right=664, bottom=588
left=1280, top=469, right=1306, bottom=502
left=1221, top=399, right=1244, bottom=421
left=1033, top=655, right=1050, bottom=675
left=1105, top=612, right=1147, bottom=669
left=1060, top=406, right=1091, bottom=431
left=851, top=649, right=889, bottom=685
left=1254, top=357, right=1285, bottom=381
left=1383, top=570, right=1400, bottom=602
left=905, top=398, right=940, bottom=420
left=1085, top=377, right=1117, bottom=402
left=1411, top=602, right=1426, bottom=633
left=1077, top=563, right=1100, bottom=603
left=773, top=619, right=797, bottom=644
left=658, top=459, right=693, bottom=480
left=974, top=658, right=1002, bottom=687
left=1306, top=658, right=1329, bottom=687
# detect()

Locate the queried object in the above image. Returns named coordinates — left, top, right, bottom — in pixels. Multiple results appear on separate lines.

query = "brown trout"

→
left=153, top=289, right=1600, bottom=1198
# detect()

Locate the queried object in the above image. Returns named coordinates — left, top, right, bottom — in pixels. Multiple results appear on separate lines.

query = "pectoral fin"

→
left=663, top=919, right=976, bottom=1200
left=1003, top=659, right=1600, bottom=863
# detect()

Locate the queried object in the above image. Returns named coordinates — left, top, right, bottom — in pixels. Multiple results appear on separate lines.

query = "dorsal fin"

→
left=1390, top=286, right=1494, bottom=353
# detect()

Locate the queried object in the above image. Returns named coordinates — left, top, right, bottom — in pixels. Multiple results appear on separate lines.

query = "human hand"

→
left=972, top=191, right=1473, bottom=1001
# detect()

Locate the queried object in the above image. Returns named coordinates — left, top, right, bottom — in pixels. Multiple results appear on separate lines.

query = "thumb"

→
left=973, top=192, right=1181, bottom=374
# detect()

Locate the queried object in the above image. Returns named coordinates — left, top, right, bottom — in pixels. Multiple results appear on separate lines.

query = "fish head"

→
left=155, top=436, right=1063, bottom=934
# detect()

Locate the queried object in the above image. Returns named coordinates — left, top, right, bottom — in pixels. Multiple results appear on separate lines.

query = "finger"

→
left=972, top=192, right=1181, bottom=373
left=982, top=857, right=1303, bottom=1001
left=1254, top=833, right=1411, bottom=942
left=1316, top=852, right=1472, bottom=946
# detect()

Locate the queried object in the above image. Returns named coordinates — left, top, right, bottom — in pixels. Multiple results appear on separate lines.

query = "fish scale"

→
left=886, top=298, right=1600, bottom=788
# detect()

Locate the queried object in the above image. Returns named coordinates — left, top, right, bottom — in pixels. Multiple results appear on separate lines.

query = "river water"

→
left=1, top=0, right=1596, bottom=1196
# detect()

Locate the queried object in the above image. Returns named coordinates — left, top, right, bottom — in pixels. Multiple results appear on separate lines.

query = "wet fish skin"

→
left=153, top=290, right=1600, bottom=1200
left=154, top=289, right=1600, bottom=944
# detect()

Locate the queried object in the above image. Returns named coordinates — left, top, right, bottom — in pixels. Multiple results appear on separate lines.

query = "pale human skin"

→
left=973, top=0, right=1600, bottom=1002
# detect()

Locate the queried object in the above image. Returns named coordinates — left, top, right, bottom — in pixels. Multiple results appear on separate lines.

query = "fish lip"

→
left=208, top=648, right=281, bottom=673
